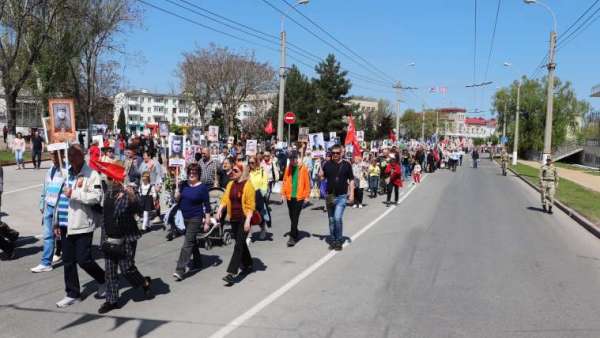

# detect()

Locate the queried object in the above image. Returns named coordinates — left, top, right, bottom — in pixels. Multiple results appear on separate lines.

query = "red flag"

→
left=388, top=129, right=397, bottom=142
left=264, top=119, right=274, bottom=135
left=344, top=115, right=362, bottom=155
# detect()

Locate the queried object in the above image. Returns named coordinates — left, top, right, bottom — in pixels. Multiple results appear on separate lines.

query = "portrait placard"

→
left=208, top=125, right=219, bottom=142
left=48, top=98, right=76, bottom=143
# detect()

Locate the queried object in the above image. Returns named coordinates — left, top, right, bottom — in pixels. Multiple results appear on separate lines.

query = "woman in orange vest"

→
left=281, top=150, right=310, bottom=247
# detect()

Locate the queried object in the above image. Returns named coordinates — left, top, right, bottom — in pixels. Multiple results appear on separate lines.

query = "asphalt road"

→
left=1, top=159, right=599, bottom=338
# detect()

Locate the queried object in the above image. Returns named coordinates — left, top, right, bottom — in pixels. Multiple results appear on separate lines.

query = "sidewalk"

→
left=520, top=160, right=600, bottom=193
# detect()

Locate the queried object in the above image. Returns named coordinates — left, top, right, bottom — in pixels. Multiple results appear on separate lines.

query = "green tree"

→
left=492, top=76, right=590, bottom=159
left=117, top=107, right=126, bottom=134
left=313, top=54, right=351, bottom=135
left=270, top=64, right=318, bottom=139
left=399, top=108, right=436, bottom=140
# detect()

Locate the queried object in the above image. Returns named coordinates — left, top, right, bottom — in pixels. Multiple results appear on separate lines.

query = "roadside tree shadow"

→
left=0, top=303, right=171, bottom=338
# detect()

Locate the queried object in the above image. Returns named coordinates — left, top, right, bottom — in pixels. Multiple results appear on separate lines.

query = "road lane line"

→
left=4, top=184, right=43, bottom=195
left=209, top=175, right=427, bottom=338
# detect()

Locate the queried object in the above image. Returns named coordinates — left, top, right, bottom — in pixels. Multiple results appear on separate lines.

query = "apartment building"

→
left=113, top=90, right=194, bottom=132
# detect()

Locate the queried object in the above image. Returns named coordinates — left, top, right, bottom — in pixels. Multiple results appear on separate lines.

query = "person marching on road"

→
left=500, top=149, right=509, bottom=176
left=55, top=144, right=106, bottom=308
left=96, top=160, right=153, bottom=314
left=320, top=144, right=354, bottom=251
left=539, top=156, right=559, bottom=214
left=281, top=150, right=310, bottom=247
left=216, top=162, right=256, bottom=284
left=31, top=150, right=67, bottom=273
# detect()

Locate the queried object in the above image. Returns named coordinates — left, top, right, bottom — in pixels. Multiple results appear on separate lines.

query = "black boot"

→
left=548, top=206, right=553, bottom=214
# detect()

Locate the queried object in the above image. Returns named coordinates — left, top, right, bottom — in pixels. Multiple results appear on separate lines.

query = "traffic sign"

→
left=284, top=112, right=296, bottom=124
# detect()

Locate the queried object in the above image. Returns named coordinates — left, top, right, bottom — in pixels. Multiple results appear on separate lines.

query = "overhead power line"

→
left=140, top=0, right=393, bottom=91
left=278, top=0, right=395, bottom=83
left=259, top=0, right=393, bottom=85
left=530, top=0, right=600, bottom=78
left=483, top=0, right=502, bottom=81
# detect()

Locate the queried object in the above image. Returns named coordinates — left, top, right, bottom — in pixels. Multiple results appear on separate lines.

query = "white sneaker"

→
left=246, top=237, right=251, bottom=246
left=353, top=204, right=358, bottom=208
left=52, top=255, right=62, bottom=264
left=358, top=204, right=363, bottom=209
left=56, top=296, right=80, bottom=308
left=31, top=264, right=53, bottom=273
left=96, top=283, right=106, bottom=299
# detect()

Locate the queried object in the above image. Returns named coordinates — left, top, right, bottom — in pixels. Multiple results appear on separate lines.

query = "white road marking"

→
left=4, top=184, right=43, bottom=195
left=209, top=175, right=427, bottom=338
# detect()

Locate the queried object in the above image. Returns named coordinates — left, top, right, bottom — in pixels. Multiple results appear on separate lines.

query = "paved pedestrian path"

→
left=520, top=160, right=600, bottom=193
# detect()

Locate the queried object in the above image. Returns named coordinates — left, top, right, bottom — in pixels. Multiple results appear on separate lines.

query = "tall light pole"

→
left=392, top=81, right=417, bottom=141
left=277, top=0, right=310, bottom=142
left=504, top=62, right=522, bottom=165
left=524, top=0, right=557, bottom=163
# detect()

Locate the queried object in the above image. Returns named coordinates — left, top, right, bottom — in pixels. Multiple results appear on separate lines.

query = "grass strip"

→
left=511, top=163, right=600, bottom=224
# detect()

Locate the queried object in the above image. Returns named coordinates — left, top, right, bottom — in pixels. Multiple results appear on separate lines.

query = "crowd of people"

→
left=0, top=129, right=485, bottom=314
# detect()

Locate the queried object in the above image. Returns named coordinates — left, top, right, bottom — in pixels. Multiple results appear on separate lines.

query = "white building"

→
left=114, top=89, right=278, bottom=133
left=113, top=90, right=195, bottom=133
left=236, top=90, right=277, bottom=121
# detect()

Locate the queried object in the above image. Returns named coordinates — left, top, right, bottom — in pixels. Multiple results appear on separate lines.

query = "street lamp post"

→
left=277, top=0, right=310, bottom=142
left=504, top=62, right=522, bottom=165
left=524, top=0, right=557, bottom=163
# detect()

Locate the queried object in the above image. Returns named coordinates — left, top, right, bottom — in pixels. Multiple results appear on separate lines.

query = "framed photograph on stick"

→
left=48, top=98, right=76, bottom=143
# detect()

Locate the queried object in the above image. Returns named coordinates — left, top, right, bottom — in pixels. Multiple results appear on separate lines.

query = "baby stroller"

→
left=164, top=196, right=185, bottom=241
left=196, top=187, right=232, bottom=250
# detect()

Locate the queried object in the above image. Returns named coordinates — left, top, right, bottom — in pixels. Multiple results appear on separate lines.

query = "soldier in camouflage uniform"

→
left=539, top=157, right=559, bottom=214
left=500, top=149, right=509, bottom=176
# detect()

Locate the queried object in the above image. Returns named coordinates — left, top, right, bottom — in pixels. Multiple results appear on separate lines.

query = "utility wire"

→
left=168, top=0, right=321, bottom=66
left=146, top=0, right=393, bottom=89
left=278, top=0, right=395, bottom=83
left=483, top=0, right=502, bottom=81
left=557, top=11, right=600, bottom=52
left=259, top=0, right=393, bottom=85
left=529, top=0, right=600, bottom=78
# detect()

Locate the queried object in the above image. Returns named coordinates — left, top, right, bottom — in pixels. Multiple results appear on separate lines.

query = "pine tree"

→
left=313, top=54, right=351, bottom=135
left=117, top=107, right=126, bottom=136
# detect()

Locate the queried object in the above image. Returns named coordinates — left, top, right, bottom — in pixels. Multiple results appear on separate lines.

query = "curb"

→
left=508, top=166, right=600, bottom=239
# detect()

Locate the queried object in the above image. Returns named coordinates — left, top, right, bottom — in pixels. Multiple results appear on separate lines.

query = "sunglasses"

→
left=249, top=161, right=256, bottom=165
left=232, top=168, right=241, bottom=173
left=331, top=152, right=341, bottom=155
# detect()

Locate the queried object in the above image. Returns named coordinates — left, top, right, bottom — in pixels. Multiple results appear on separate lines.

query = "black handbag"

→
left=101, top=237, right=126, bottom=259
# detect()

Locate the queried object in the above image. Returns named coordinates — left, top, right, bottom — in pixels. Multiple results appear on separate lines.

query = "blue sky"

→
left=120, top=0, right=600, bottom=116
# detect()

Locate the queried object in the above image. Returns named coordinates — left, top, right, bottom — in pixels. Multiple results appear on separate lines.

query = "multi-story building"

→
left=592, top=84, right=600, bottom=98
left=236, top=90, right=277, bottom=121
left=114, top=89, right=278, bottom=133
left=437, top=107, right=496, bottom=138
left=349, top=97, right=378, bottom=117
left=113, top=90, right=194, bottom=133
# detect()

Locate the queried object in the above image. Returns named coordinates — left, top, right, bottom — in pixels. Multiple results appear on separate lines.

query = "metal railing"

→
left=552, top=140, right=584, bottom=160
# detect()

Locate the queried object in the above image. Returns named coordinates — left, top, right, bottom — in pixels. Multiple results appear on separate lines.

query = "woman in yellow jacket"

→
left=281, top=151, right=310, bottom=247
left=248, top=155, right=271, bottom=237
left=216, top=162, right=256, bottom=284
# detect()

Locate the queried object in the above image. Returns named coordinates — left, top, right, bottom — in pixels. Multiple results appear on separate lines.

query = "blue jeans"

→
left=327, top=194, right=347, bottom=243
left=41, top=205, right=55, bottom=266
left=15, top=150, right=24, bottom=165
left=368, top=176, right=379, bottom=195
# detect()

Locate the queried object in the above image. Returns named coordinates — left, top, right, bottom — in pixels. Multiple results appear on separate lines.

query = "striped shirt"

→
left=56, top=175, right=74, bottom=228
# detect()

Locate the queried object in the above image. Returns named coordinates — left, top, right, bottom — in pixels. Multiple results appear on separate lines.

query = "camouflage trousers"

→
left=541, top=182, right=556, bottom=208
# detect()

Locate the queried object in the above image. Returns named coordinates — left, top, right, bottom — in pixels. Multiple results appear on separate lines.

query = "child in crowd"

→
left=413, top=162, right=422, bottom=184
left=139, top=171, right=158, bottom=231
